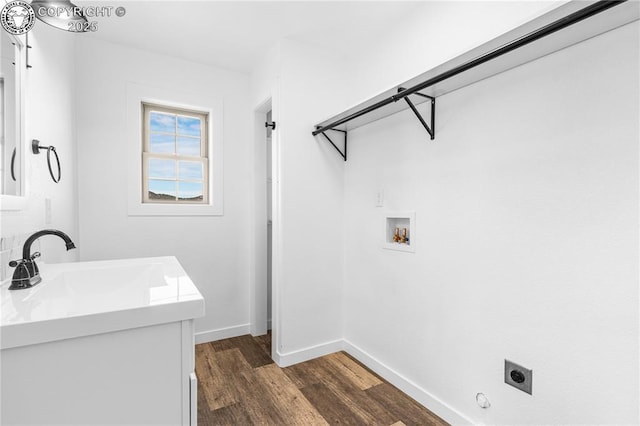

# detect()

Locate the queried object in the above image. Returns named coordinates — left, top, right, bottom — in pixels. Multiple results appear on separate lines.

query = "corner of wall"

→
left=342, top=339, right=475, bottom=425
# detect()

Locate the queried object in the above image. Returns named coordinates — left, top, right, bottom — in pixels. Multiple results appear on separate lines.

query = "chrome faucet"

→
left=8, top=229, right=76, bottom=290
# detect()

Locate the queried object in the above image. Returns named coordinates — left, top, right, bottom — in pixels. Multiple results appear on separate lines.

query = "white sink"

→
left=1, top=256, right=204, bottom=349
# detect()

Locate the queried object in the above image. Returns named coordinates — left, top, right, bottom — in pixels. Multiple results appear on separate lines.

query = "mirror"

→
left=0, top=30, right=26, bottom=209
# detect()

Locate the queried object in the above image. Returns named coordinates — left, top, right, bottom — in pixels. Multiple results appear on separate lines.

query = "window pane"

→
left=149, top=158, right=176, bottom=179
left=150, top=133, right=175, bottom=153
left=178, top=161, right=203, bottom=180
left=178, top=116, right=201, bottom=137
left=143, top=103, right=209, bottom=205
left=150, top=111, right=176, bottom=133
left=177, top=136, right=201, bottom=156
left=149, top=180, right=176, bottom=199
left=178, top=181, right=203, bottom=201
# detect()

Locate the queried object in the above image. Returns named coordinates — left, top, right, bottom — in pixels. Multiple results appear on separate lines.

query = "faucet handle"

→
left=8, top=252, right=40, bottom=267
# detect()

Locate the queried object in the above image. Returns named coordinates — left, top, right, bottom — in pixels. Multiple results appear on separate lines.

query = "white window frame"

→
left=127, top=83, right=223, bottom=216
left=141, top=103, right=209, bottom=204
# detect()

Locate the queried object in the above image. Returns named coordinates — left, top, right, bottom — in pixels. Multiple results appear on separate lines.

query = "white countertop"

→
left=1, top=256, right=204, bottom=349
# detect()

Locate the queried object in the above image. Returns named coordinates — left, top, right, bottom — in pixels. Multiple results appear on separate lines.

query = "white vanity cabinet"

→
left=0, top=256, right=204, bottom=426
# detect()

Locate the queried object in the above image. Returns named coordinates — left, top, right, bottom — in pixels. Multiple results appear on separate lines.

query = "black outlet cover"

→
left=505, top=359, right=533, bottom=395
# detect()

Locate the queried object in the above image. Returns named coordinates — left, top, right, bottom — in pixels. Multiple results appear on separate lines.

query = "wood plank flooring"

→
left=196, top=334, right=448, bottom=425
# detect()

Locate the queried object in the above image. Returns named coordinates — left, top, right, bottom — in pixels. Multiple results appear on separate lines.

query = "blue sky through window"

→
left=148, top=158, right=204, bottom=199
left=178, top=116, right=201, bottom=137
left=178, top=181, right=204, bottom=199
left=150, top=134, right=175, bottom=153
left=146, top=105, right=207, bottom=202
left=149, top=158, right=176, bottom=179
left=177, top=136, right=200, bottom=156
left=178, top=161, right=203, bottom=180
left=149, top=179, right=176, bottom=197
left=150, top=112, right=175, bottom=133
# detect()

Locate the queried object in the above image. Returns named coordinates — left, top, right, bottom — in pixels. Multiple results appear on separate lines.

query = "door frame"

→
left=250, top=95, right=281, bottom=361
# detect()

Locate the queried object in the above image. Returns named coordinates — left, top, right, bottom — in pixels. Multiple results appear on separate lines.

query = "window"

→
left=127, top=83, right=223, bottom=216
left=142, top=103, right=209, bottom=204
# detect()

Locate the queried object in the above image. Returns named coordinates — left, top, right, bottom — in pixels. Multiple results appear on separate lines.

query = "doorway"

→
left=266, top=110, right=273, bottom=331
left=251, top=98, right=278, bottom=359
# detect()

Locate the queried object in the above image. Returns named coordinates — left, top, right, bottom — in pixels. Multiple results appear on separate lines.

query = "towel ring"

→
left=10, top=147, right=17, bottom=181
left=32, top=139, right=61, bottom=183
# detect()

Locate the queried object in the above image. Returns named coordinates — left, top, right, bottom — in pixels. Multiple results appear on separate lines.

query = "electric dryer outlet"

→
left=504, top=359, right=533, bottom=395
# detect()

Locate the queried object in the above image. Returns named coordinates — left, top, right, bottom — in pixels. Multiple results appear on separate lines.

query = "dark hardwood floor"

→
left=196, top=333, right=448, bottom=425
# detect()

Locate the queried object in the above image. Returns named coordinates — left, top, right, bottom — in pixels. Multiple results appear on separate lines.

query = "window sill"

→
left=127, top=201, right=222, bottom=217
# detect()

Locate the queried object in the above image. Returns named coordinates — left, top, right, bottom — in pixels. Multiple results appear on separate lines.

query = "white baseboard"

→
left=273, top=339, right=344, bottom=368
left=193, top=328, right=472, bottom=424
left=343, top=340, right=475, bottom=426
left=195, top=324, right=251, bottom=344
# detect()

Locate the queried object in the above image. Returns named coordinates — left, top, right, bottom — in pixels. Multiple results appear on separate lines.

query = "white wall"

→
left=0, top=23, right=78, bottom=269
left=276, top=39, right=348, bottom=361
left=247, top=1, right=574, bottom=369
left=343, top=21, right=638, bottom=425
left=340, top=1, right=567, bottom=110
left=249, top=39, right=350, bottom=365
left=75, top=37, right=251, bottom=338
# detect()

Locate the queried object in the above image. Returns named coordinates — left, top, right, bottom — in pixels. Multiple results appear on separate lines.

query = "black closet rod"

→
left=312, top=0, right=626, bottom=137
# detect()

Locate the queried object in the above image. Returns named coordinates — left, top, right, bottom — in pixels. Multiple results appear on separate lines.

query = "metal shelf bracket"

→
left=318, top=128, right=347, bottom=161
left=398, top=88, right=435, bottom=140
left=311, top=1, right=629, bottom=162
